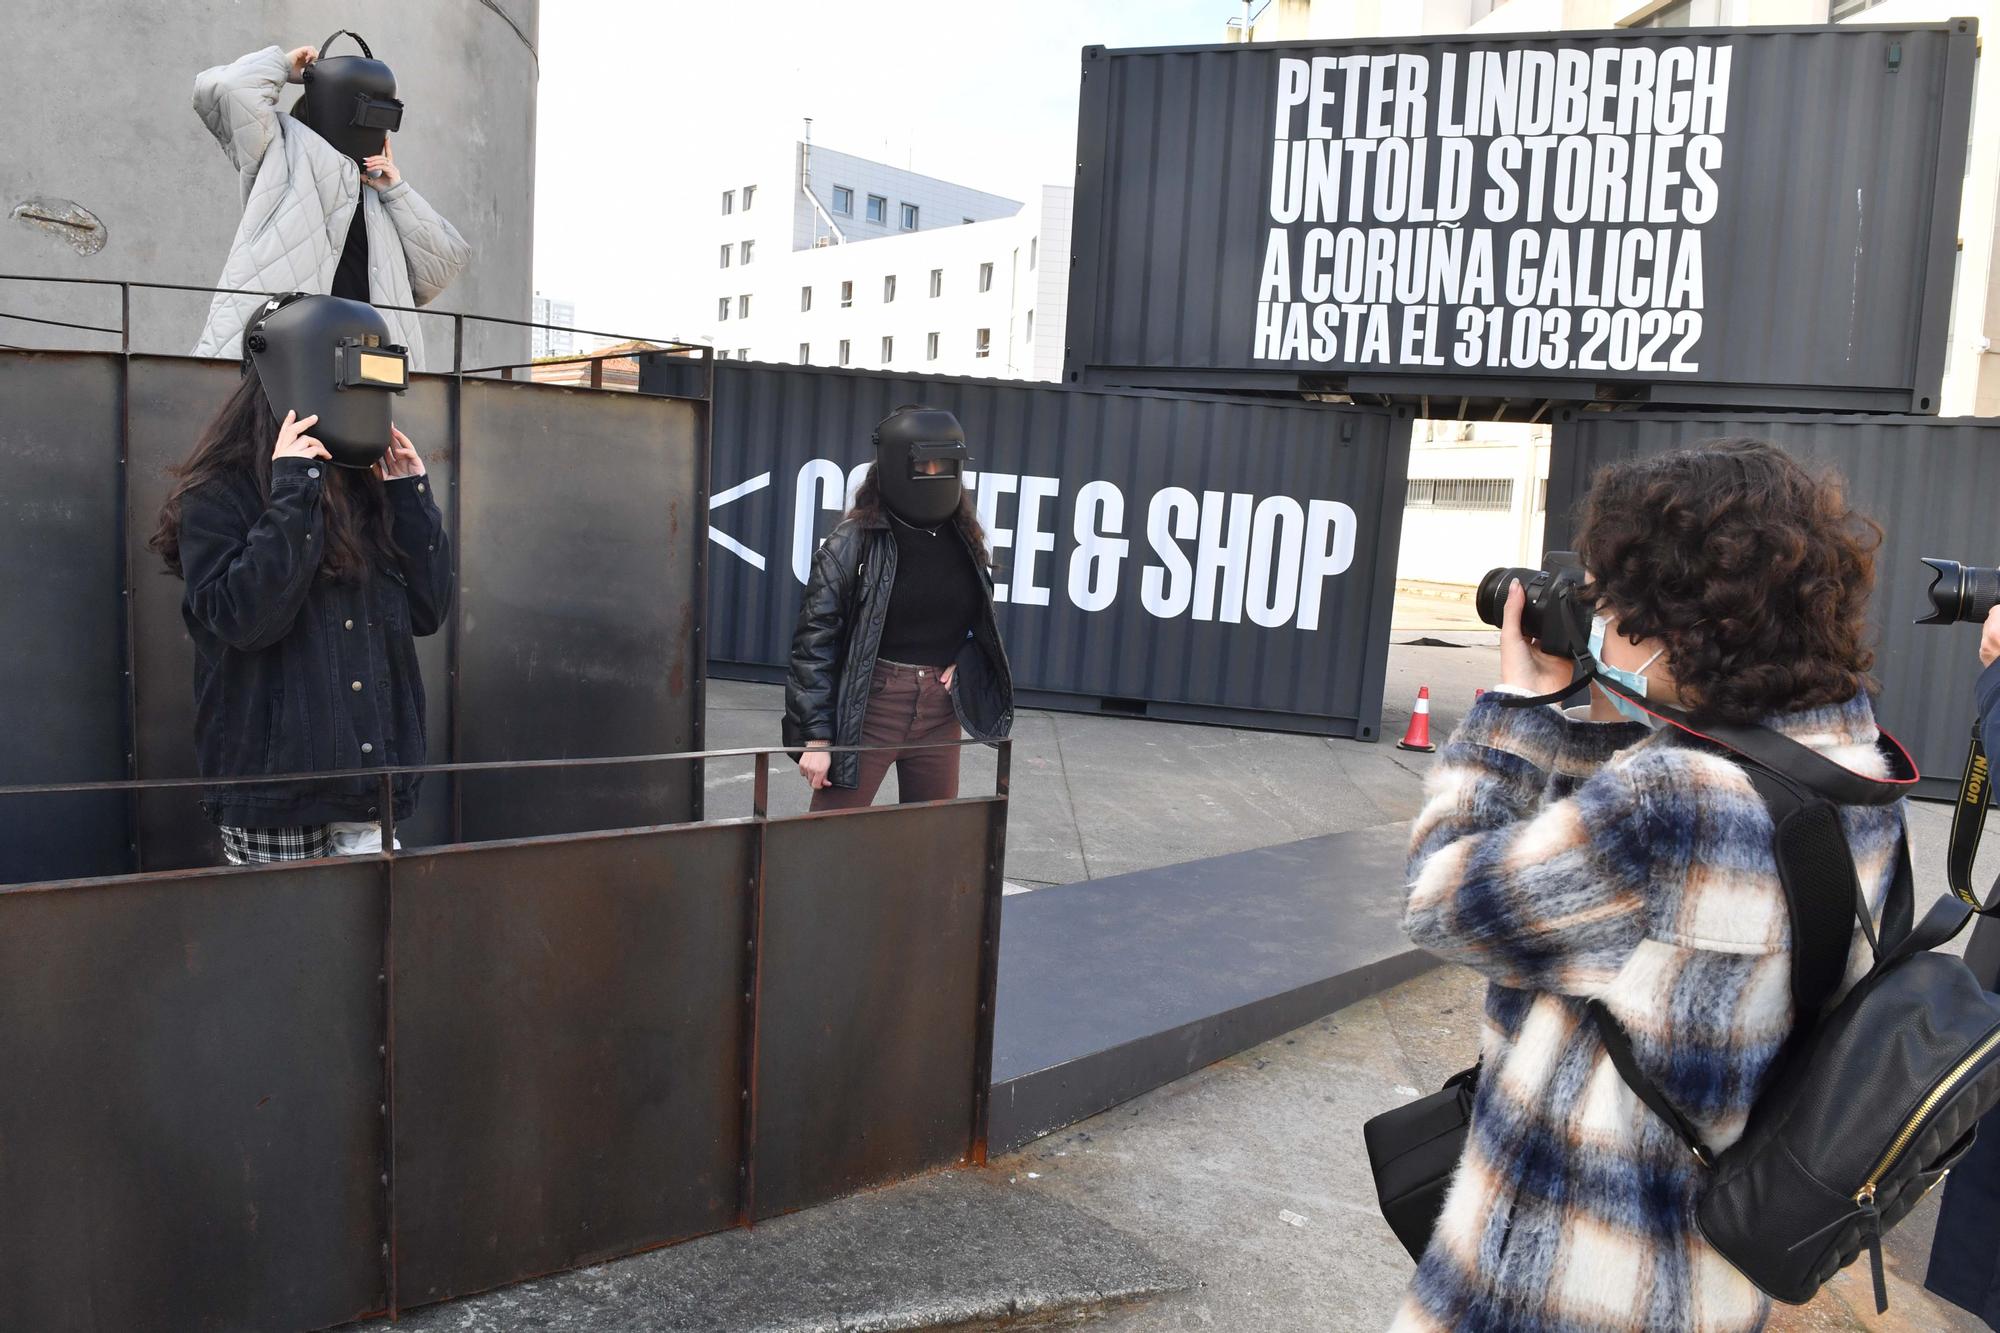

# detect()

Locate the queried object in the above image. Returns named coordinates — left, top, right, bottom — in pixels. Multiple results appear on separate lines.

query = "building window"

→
left=883, top=275, right=897, bottom=303
left=1030, top=237, right=1038, bottom=269
left=962, top=217, right=974, bottom=225
left=738, top=348, right=749, bottom=360
left=740, top=240, right=754, bottom=264
left=1404, top=479, right=1515, bottom=511
left=1634, top=0, right=1721, bottom=26
left=799, top=342, right=810, bottom=362
left=1025, top=309, right=1034, bottom=342
left=716, top=350, right=727, bottom=360
left=978, top=262, right=994, bottom=293
left=901, top=203, right=919, bottom=230
left=974, top=328, right=991, bottom=358
left=739, top=294, right=750, bottom=319
left=833, top=186, right=853, bottom=215
left=881, top=336, right=894, bottom=363
left=926, top=332, right=940, bottom=361
left=718, top=297, right=730, bottom=321
left=838, top=338, right=851, bottom=366
left=840, top=280, right=853, bottom=309
left=929, top=269, right=943, bottom=298
left=800, top=285, right=813, bottom=312
left=719, top=244, right=731, bottom=269
left=1831, top=0, right=1887, bottom=15
left=742, top=184, right=756, bottom=210
left=721, top=190, right=734, bottom=215
left=866, top=194, right=887, bottom=224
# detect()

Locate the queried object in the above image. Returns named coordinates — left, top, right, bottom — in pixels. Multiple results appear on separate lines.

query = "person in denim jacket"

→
left=147, top=370, right=451, bottom=862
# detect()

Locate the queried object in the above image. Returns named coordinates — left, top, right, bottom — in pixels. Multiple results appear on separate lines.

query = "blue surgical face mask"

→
left=1589, top=614, right=1666, bottom=727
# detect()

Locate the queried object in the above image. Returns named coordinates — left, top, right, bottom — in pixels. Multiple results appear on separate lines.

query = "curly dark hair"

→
left=1574, top=438, right=1881, bottom=724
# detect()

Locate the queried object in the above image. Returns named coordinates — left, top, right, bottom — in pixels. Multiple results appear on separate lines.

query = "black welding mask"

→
left=299, top=30, right=403, bottom=163
left=244, top=293, right=407, bottom=469
left=872, top=407, right=969, bottom=527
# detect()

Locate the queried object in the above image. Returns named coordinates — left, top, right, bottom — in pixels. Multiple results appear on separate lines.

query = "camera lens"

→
left=1919, top=558, right=2000, bottom=625
left=1477, top=567, right=1541, bottom=633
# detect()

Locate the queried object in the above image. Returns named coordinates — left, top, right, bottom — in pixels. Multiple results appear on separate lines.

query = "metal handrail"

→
left=0, top=271, right=712, bottom=372
left=0, top=738, right=1000, bottom=799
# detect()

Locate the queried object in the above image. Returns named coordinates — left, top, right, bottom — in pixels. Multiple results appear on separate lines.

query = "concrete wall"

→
left=1, top=0, right=539, bottom=368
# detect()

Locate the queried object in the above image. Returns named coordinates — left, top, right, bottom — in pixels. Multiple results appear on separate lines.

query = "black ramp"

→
left=0, top=861, right=390, bottom=1333
left=0, top=352, right=127, bottom=882
left=389, top=826, right=750, bottom=1307
left=455, top=378, right=706, bottom=839
left=989, top=823, right=1432, bottom=1154
left=754, top=802, right=998, bottom=1218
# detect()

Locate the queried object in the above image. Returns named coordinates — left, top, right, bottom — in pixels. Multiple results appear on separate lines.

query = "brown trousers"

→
left=809, top=659, right=962, bottom=811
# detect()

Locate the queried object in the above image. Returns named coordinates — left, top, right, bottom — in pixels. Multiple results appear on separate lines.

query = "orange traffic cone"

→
left=1397, top=685, right=1437, bottom=753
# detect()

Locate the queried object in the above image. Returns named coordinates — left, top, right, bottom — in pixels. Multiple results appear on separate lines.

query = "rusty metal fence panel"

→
left=1547, top=410, right=2000, bottom=797
left=0, top=859, right=391, bottom=1333
left=0, top=742, right=1009, bottom=1332
left=388, top=825, right=752, bottom=1306
left=455, top=379, right=709, bottom=840
left=751, top=801, right=1000, bottom=1218
left=0, top=353, right=127, bottom=880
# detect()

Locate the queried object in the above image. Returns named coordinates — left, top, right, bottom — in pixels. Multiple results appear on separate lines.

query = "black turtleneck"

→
left=877, top=515, right=982, bottom=668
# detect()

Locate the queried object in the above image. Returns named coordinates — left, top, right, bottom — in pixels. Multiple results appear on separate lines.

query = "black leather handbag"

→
left=1362, top=1063, right=1479, bottom=1260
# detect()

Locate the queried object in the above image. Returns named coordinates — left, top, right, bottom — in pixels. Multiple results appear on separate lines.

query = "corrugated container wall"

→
left=1066, top=21, right=1975, bottom=414
left=1546, top=411, right=2000, bottom=797
left=644, top=358, right=1412, bottom=737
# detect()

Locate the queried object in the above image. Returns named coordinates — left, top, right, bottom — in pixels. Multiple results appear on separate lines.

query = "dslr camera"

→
left=1918, top=558, right=2000, bottom=626
left=1475, top=552, right=1592, bottom=659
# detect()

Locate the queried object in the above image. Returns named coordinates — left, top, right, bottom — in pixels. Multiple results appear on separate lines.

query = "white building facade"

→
left=530, top=291, right=576, bottom=360
left=705, top=140, right=1072, bottom=380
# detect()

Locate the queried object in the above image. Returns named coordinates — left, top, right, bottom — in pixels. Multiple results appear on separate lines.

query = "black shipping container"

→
left=1067, top=21, right=1976, bottom=415
left=642, top=358, right=1412, bottom=737
left=1547, top=410, right=2000, bottom=797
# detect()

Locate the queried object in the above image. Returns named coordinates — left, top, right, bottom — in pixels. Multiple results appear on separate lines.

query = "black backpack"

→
left=1588, top=707, right=2000, bottom=1314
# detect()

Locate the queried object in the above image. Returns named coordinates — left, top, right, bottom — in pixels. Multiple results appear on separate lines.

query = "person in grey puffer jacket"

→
left=191, top=43, right=471, bottom=370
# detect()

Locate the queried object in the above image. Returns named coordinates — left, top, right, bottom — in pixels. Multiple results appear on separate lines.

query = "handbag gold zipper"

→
left=1854, top=1025, right=2000, bottom=1205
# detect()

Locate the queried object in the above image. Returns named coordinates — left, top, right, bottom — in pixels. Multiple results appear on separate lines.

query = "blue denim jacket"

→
left=178, top=456, right=452, bottom=828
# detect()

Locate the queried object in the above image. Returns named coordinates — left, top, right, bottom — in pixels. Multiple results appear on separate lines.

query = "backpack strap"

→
left=1587, top=750, right=1899, bottom=1171
left=315, top=30, right=375, bottom=60
left=1587, top=1000, right=1715, bottom=1167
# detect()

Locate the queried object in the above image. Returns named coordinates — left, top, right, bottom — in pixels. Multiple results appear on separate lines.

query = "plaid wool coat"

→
left=1392, top=692, right=1906, bottom=1333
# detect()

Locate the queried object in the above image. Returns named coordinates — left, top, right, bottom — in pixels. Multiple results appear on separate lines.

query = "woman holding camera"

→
left=1394, top=440, right=1904, bottom=1332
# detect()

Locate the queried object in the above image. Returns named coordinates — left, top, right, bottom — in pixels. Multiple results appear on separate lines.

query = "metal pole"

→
left=736, top=751, right=770, bottom=1224
left=378, top=768, right=399, bottom=1316
left=968, top=739, right=1011, bottom=1163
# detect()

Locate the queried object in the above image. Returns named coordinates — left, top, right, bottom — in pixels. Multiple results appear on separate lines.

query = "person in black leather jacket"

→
left=147, top=370, right=452, bottom=863
left=783, top=406, right=1012, bottom=809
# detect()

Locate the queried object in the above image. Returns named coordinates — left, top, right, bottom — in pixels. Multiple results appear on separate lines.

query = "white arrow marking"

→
left=710, top=473, right=771, bottom=509
left=709, top=529, right=766, bottom=571
left=708, top=472, right=771, bottom=570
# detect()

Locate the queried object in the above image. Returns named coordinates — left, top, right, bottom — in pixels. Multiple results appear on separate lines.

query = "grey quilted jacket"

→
left=191, top=46, right=471, bottom=370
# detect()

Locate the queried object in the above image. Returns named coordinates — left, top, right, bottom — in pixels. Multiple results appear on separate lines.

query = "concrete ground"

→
left=984, top=963, right=1988, bottom=1333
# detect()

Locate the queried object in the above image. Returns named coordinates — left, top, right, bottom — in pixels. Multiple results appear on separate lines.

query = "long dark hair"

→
left=148, top=372, right=401, bottom=582
left=846, top=404, right=989, bottom=560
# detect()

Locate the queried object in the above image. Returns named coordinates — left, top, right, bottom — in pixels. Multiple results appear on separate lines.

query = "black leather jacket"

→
left=783, top=514, right=1013, bottom=789
left=179, top=456, right=453, bottom=827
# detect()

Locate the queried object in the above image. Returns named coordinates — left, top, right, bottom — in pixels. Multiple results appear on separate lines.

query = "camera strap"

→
left=1946, top=721, right=1999, bottom=915
left=1496, top=660, right=1919, bottom=806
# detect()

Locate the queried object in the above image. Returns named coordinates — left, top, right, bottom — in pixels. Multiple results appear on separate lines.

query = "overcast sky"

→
left=532, top=0, right=1231, bottom=340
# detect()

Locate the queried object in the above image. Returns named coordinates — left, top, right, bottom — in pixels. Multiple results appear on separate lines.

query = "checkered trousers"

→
left=220, top=825, right=332, bottom=865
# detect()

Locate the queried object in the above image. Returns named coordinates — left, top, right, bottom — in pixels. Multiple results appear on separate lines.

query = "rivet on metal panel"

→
left=380, top=1243, right=389, bottom=1257
left=380, top=1174, right=389, bottom=1186
left=377, top=1045, right=386, bottom=1056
